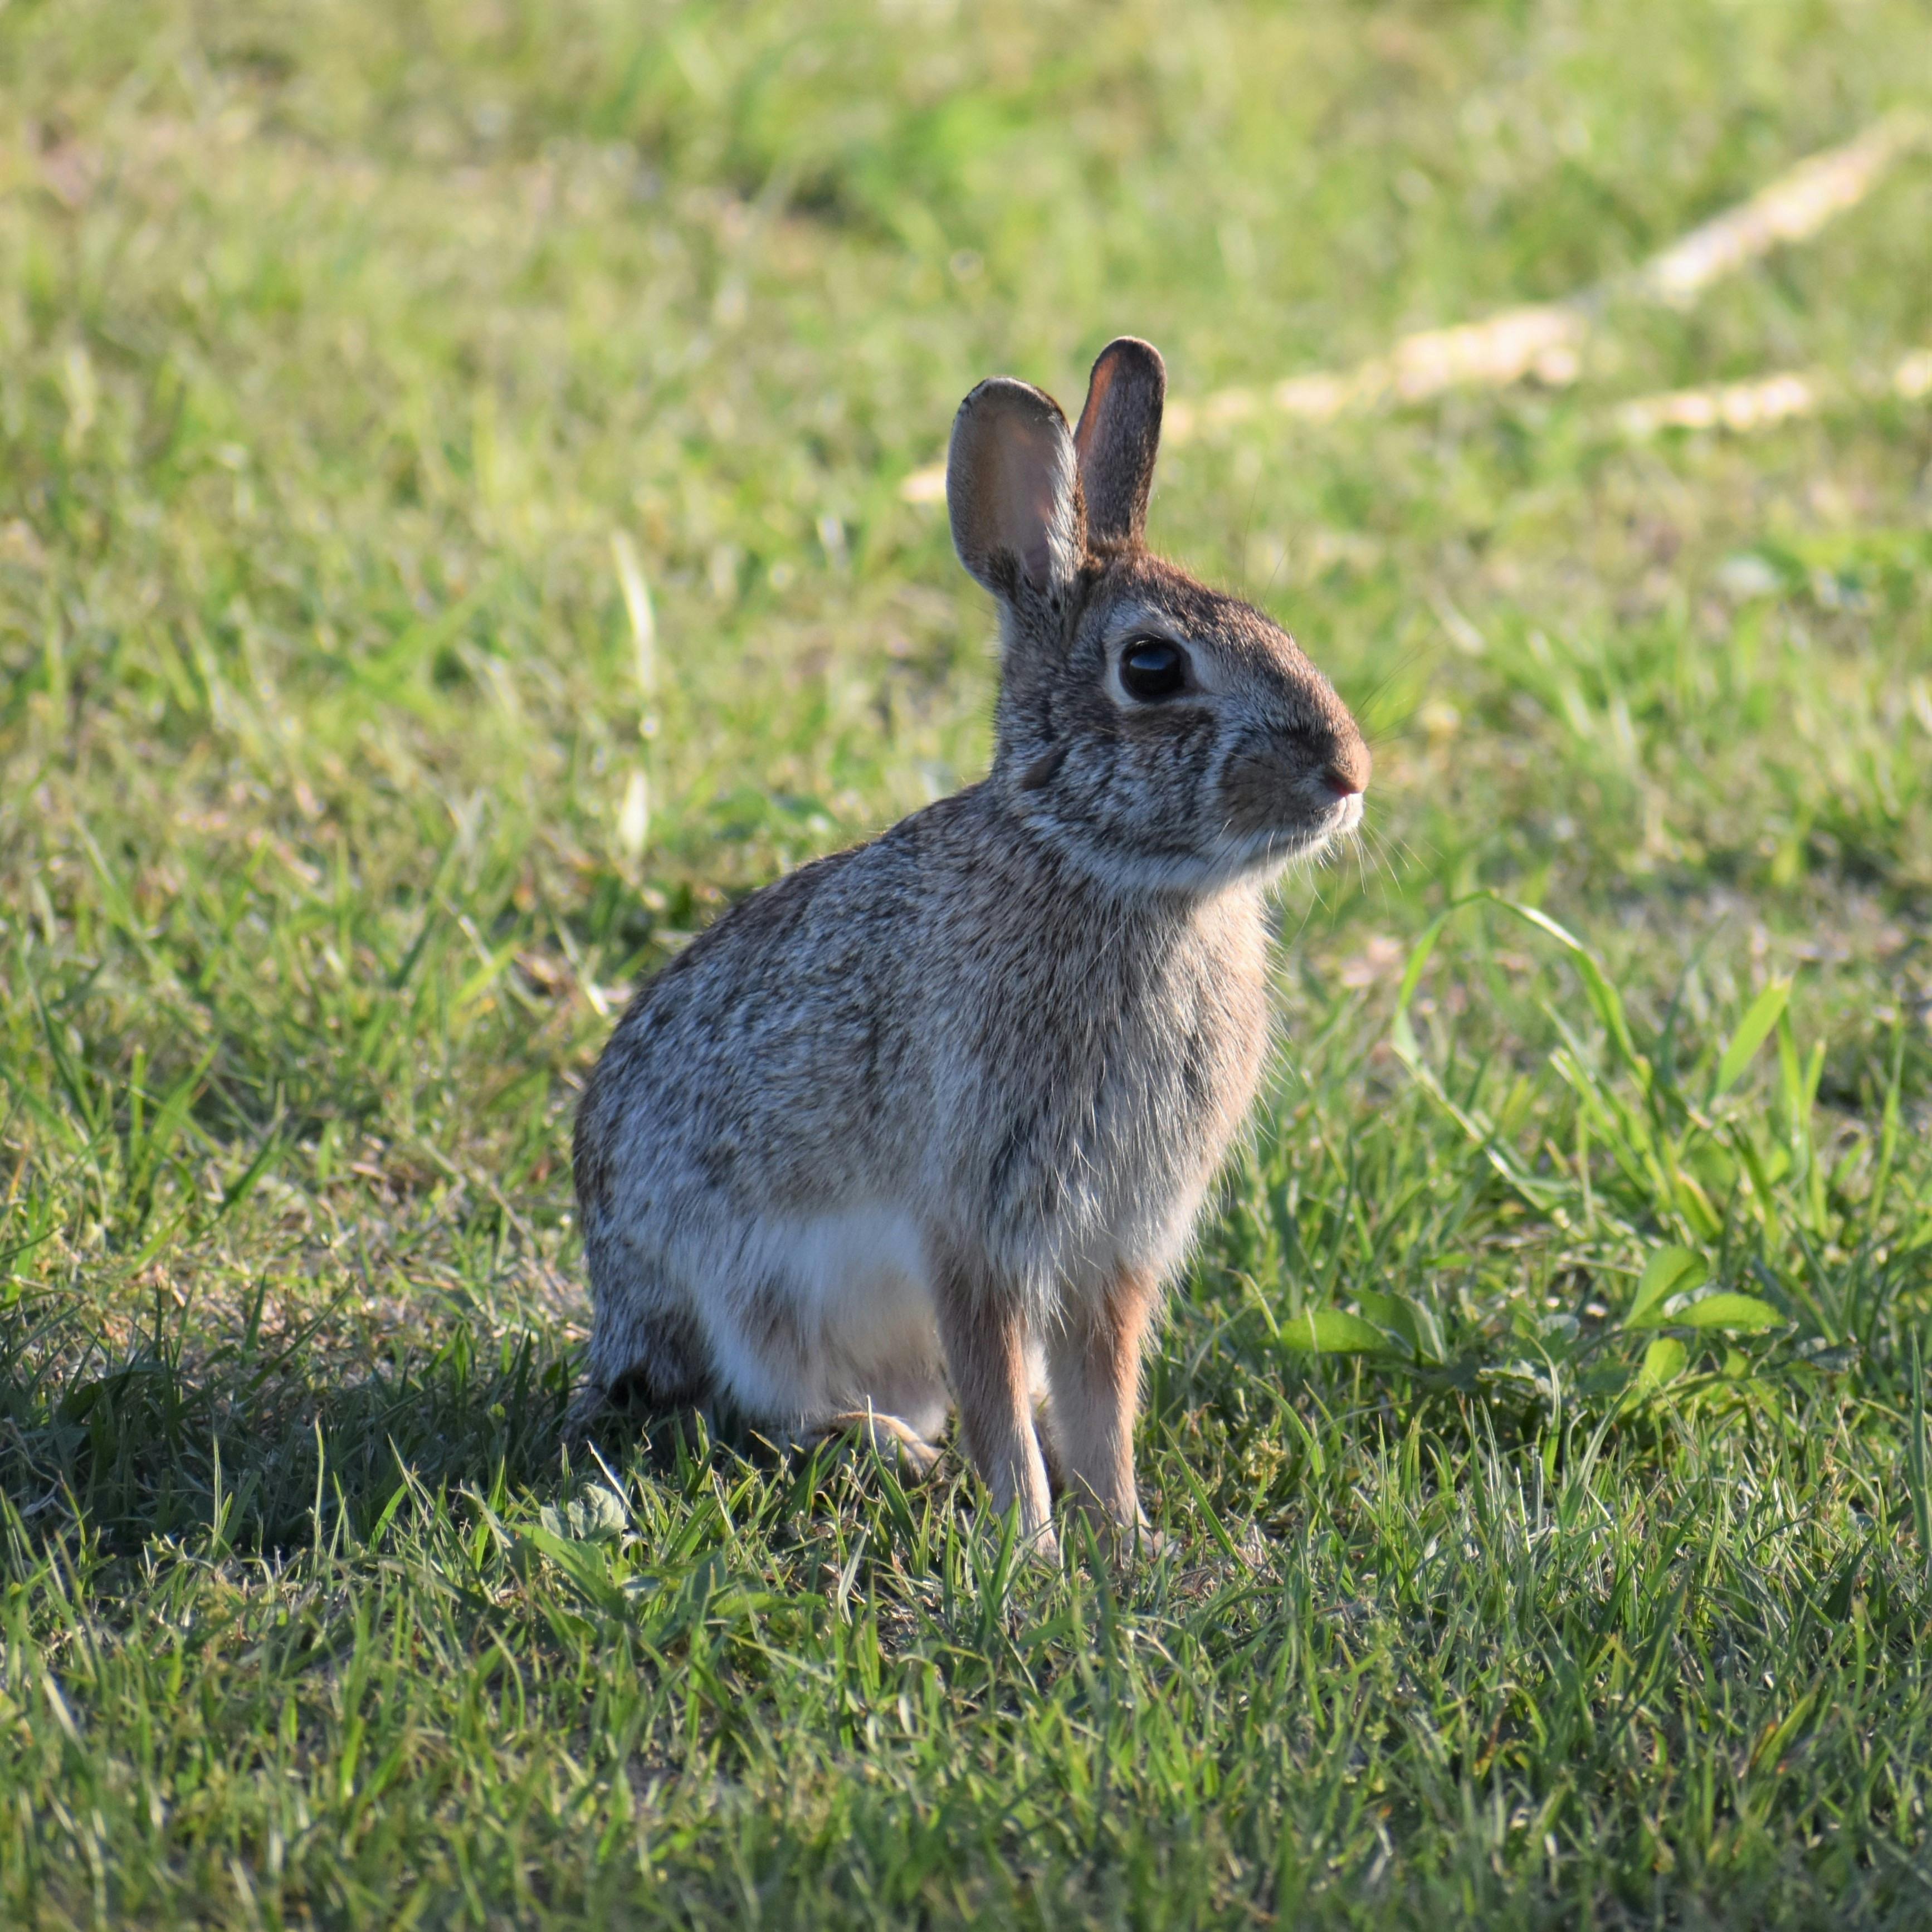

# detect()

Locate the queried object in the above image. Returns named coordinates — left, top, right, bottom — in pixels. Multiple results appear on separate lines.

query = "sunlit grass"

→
left=3, top=1, right=1931, bottom=1923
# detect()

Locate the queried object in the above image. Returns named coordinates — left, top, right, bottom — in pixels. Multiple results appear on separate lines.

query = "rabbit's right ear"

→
left=1073, top=338, right=1164, bottom=550
left=947, top=378, right=1084, bottom=608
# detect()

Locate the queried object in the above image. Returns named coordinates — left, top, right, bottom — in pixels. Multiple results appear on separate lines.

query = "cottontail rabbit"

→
left=569, top=339, right=1368, bottom=1556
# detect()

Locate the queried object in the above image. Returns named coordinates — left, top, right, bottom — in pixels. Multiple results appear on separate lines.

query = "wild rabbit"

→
left=569, top=338, right=1368, bottom=1557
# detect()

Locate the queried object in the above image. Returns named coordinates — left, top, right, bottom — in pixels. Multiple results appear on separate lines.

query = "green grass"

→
left=4, top=0, right=1932, bottom=1923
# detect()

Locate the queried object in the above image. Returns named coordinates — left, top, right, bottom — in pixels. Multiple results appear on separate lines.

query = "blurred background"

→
left=7, top=0, right=1929, bottom=928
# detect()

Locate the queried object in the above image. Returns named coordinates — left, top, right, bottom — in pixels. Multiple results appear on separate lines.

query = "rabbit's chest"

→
left=1092, top=945, right=1269, bottom=1192
left=965, top=894, right=1272, bottom=1277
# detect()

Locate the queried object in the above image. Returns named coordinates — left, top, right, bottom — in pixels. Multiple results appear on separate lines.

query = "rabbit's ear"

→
left=948, top=378, right=1084, bottom=604
left=1072, top=337, right=1164, bottom=550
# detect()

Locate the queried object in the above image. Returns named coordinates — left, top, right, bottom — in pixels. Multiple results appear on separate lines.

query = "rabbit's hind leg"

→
left=812, top=1408, right=944, bottom=1481
left=564, top=1287, right=715, bottom=1450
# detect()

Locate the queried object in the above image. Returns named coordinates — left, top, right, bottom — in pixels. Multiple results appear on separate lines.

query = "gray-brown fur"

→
left=569, top=338, right=1369, bottom=1557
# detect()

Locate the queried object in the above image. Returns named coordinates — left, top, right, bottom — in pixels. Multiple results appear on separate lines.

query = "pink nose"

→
left=1321, top=736, right=1373, bottom=798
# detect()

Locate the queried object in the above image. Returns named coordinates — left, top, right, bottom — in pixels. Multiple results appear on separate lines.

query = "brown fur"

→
left=1044, top=1267, right=1159, bottom=1533
left=935, top=1257, right=1053, bottom=1542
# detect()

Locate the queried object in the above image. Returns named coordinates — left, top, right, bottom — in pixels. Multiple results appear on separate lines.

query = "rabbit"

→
left=567, top=338, right=1369, bottom=1557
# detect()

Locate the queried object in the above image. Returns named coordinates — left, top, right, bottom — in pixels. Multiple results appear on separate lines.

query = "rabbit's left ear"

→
left=1073, top=337, right=1164, bottom=550
left=947, top=377, right=1084, bottom=606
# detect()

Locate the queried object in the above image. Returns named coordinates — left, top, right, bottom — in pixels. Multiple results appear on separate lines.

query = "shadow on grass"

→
left=0, top=1294, right=578, bottom=1560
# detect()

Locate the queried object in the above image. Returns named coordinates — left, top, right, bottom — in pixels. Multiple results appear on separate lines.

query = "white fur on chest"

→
left=685, top=1203, right=950, bottom=1432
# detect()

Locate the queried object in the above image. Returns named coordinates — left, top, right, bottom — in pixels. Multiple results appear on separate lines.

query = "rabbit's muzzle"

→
left=1217, top=713, right=1370, bottom=857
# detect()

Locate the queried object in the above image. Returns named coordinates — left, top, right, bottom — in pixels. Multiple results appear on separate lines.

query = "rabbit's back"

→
left=575, top=807, right=939, bottom=1234
left=571, top=804, right=952, bottom=1426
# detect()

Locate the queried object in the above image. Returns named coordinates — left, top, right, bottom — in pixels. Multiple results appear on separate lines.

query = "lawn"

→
left=3, top=1, right=1932, bottom=1924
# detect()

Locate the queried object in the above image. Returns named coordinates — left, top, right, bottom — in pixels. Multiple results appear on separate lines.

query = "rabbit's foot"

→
left=816, top=1409, right=944, bottom=1482
left=560, top=1379, right=610, bottom=1455
left=1024, top=1523, right=1063, bottom=1567
left=562, top=1379, right=715, bottom=1474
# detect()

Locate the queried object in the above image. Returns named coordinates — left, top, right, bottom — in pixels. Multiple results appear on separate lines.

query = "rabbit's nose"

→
left=1320, top=734, right=1372, bottom=798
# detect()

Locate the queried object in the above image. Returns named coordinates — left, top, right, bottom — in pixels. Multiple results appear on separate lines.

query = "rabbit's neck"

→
left=963, top=782, right=1279, bottom=1015
left=975, top=769, right=1294, bottom=908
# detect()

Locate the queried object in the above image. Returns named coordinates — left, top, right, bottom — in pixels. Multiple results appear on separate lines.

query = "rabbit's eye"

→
left=1120, top=639, right=1187, bottom=701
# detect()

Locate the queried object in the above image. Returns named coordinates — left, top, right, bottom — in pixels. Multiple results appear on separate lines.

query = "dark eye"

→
left=1120, top=638, right=1187, bottom=701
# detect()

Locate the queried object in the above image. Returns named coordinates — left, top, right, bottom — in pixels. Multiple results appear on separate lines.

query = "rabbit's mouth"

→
left=1157, top=796, right=1360, bottom=894
left=1030, top=796, right=1357, bottom=898
left=1214, top=755, right=1365, bottom=851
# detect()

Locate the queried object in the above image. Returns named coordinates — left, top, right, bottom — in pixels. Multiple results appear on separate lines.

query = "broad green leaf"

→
left=1277, top=1309, right=1389, bottom=1354
left=1354, top=1291, right=1445, bottom=1363
left=1713, top=977, right=1791, bottom=1098
left=1627, top=1246, right=1707, bottom=1328
left=1355, top=1289, right=1403, bottom=1334
left=518, top=1525, right=625, bottom=1613
left=565, top=1485, right=629, bottom=1542
left=1675, top=1292, right=1783, bottom=1331
left=1633, top=1336, right=1687, bottom=1394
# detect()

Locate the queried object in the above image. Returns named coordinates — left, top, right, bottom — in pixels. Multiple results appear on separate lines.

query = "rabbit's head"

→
left=948, top=338, right=1369, bottom=895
